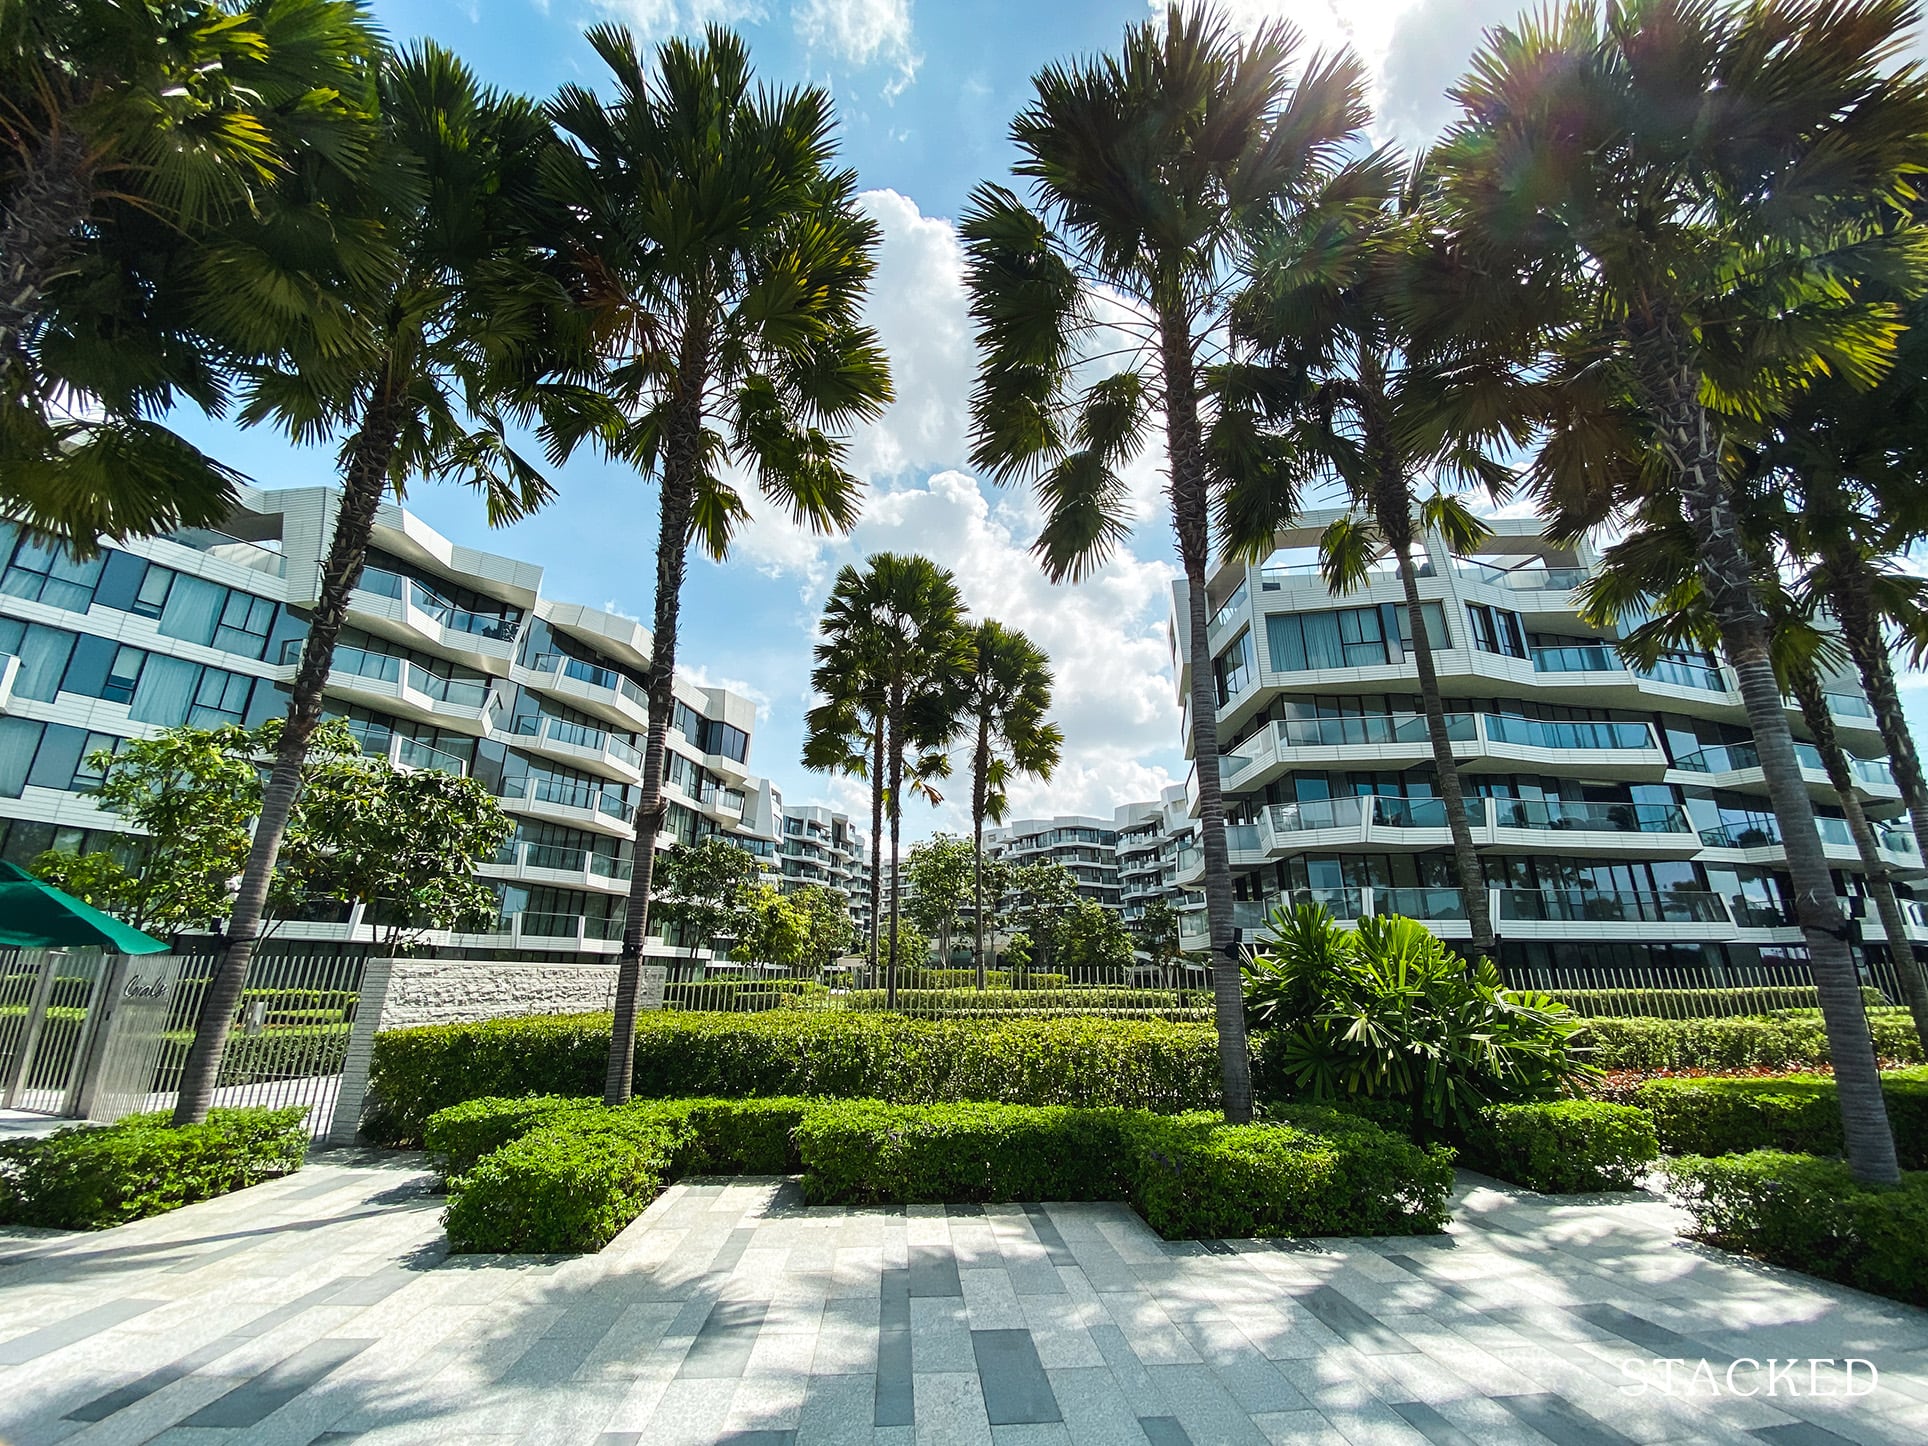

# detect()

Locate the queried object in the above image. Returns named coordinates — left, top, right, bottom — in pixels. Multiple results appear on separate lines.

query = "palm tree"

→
left=1432, top=0, right=1928, bottom=1181
left=550, top=24, right=892, bottom=1106
left=960, top=620, right=1062, bottom=987
left=802, top=696, right=885, bottom=975
left=809, top=555, right=967, bottom=1006
left=170, top=45, right=602, bottom=1127
left=1, top=0, right=383, bottom=544
left=961, top=3, right=1371, bottom=1123
left=1227, top=154, right=1533, bottom=958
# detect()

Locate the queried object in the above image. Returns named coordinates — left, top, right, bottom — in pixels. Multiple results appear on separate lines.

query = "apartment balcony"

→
left=1454, top=559, right=1590, bottom=600
left=1670, top=740, right=1903, bottom=817
left=496, top=773, right=636, bottom=838
left=451, top=910, right=628, bottom=954
left=1219, top=710, right=1667, bottom=795
left=480, top=840, right=632, bottom=893
left=304, top=643, right=492, bottom=732
left=387, top=735, right=469, bottom=777
left=521, top=650, right=650, bottom=732
left=350, top=565, right=520, bottom=672
left=1485, top=798, right=1700, bottom=858
left=501, top=712, right=643, bottom=782
left=1697, top=813, right=1923, bottom=877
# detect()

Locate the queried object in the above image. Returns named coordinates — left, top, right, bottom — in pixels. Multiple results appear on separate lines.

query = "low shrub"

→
left=367, top=1011, right=1220, bottom=1145
left=1545, top=986, right=1889, bottom=1019
left=0, top=1107, right=309, bottom=1229
left=423, top=1095, right=598, bottom=1179
left=1666, top=1151, right=1928, bottom=1307
left=1636, top=1069, right=1927, bottom=1168
left=1577, top=1014, right=1923, bottom=1072
left=444, top=1112, right=681, bottom=1253
left=437, top=1095, right=1454, bottom=1253
left=1459, top=1100, right=1659, bottom=1193
left=833, top=988, right=1209, bottom=1019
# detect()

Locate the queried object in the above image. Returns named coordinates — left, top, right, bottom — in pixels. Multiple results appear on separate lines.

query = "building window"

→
left=1214, top=630, right=1254, bottom=704
left=1466, top=602, right=1528, bottom=659
left=1266, top=604, right=1394, bottom=673
left=213, top=589, right=277, bottom=659
left=1, top=536, right=105, bottom=612
left=0, top=618, right=76, bottom=701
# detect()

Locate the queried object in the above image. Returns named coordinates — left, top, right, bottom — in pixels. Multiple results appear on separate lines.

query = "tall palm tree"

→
left=810, top=555, right=966, bottom=1006
left=961, top=3, right=1371, bottom=1123
left=1226, top=154, right=1533, bottom=958
left=960, top=620, right=1062, bottom=987
left=550, top=24, right=891, bottom=1106
left=802, top=696, right=886, bottom=976
left=171, top=45, right=602, bottom=1127
left=1433, top=0, right=1928, bottom=1181
left=1, top=0, right=383, bottom=544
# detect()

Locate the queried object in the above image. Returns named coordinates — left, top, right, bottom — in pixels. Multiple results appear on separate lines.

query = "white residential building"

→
left=0, top=486, right=783, bottom=960
left=779, top=803, right=871, bottom=934
left=1169, top=510, right=1923, bottom=984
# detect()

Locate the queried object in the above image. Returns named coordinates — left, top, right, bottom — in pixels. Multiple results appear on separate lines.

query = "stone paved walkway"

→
left=1, top=1152, right=1925, bottom=1445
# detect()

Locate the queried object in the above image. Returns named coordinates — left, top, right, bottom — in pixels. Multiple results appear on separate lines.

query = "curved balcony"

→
left=496, top=772, right=636, bottom=837
left=1486, top=797, right=1700, bottom=857
left=453, top=909, right=628, bottom=954
left=1697, top=813, right=1923, bottom=877
left=350, top=565, right=520, bottom=671
left=304, top=642, right=492, bottom=732
left=481, top=840, right=632, bottom=893
left=521, top=651, right=650, bottom=732
left=502, top=711, right=643, bottom=782
left=389, top=735, right=469, bottom=777
left=1496, top=888, right=1729, bottom=927
left=1671, top=739, right=1901, bottom=814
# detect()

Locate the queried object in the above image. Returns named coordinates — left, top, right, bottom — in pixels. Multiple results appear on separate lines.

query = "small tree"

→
left=1056, top=899, right=1133, bottom=974
left=738, top=884, right=809, bottom=969
left=903, top=834, right=977, bottom=969
left=999, top=860, right=1080, bottom=972
left=652, top=838, right=761, bottom=965
left=791, top=885, right=857, bottom=975
left=1133, top=897, right=1182, bottom=974
left=275, top=759, right=513, bottom=950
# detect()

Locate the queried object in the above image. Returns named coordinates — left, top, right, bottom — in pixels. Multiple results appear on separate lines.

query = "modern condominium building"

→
left=983, top=814, right=1125, bottom=908
left=1115, top=786, right=1194, bottom=928
left=1170, top=511, right=1923, bottom=980
left=0, top=485, right=783, bottom=960
left=779, top=803, right=871, bottom=933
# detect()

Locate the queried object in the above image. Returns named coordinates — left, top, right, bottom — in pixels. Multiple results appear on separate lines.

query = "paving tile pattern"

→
left=2, top=1155, right=1925, bottom=1444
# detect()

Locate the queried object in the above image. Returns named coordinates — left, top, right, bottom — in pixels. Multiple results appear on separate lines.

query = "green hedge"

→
left=1636, top=1069, right=1928, bottom=1168
left=434, top=1096, right=1453, bottom=1252
left=367, top=1011, right=1221, bottom=1145
left=1459, top=1100, right=1659, bottom=1193
left=833, top=988, right=1209, bottom=1019
left=663, top=980, right=830, bottom=1013
left=1666, top=1151, right=1928, bottom=1307
left=0, top=1107, right=309, bottom=1229
left=1545, top=986, right=1888, bottom=1018
left=1577, top=1013, right=1922, bottom=1071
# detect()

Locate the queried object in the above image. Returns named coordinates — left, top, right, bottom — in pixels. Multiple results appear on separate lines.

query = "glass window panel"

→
left=133, top=565, right=173, bottom=618
left=158, top=573, right=226, bottom=647
left=128, top=653, right=199, bottom=726
left=0, top=718, right=43, bottom=798
left=5, top=622, right=76, bottom=701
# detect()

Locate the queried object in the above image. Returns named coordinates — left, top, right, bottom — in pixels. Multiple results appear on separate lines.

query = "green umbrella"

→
left=0, top=861, right=169, bottom=953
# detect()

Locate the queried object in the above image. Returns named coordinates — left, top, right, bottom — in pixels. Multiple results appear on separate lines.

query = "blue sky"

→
left=170, top=0, right=1928, bottom=838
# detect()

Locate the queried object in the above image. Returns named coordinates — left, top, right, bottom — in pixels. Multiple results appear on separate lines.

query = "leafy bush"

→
left=1636, top=1070, right=1927, bottom=1168
left=1578, top=1014, right=1922, bottom=1071
left=1545, top=986, right=1889, bottom=1019
left=833, top=988, right=1209, bottom=1019
left=366, top=1011, right=1220, bottom=1144
left=423, top=1095, right=599, bottom=1179
left=1459, top=1100, right=1659, bottom=1193
left=1245, top=905, right=1594, bottom=1131
left=1666, top=1151, right=1928, bottom=1307
left=663, top=979, right=831, bottom=1013
left=443, top=1112, right=680, bottom=1253
left=0, top=1107, right=309, bottom=1229
left=433, top=1096, right=1453, bottom=1252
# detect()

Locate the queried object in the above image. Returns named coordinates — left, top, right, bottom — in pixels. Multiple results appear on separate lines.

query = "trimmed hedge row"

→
left=1546, top=986, right=1888, bottom=1019
left=434, top=1095, right=1454, bottom=1252
left=1667, top=1151, right=1928, bottom=1307
left=0, top=1107, right=309, bottom=1229
left=1636, top=1070, right=1928, bottom=1168
left=1459, top=1100, right=1660, bottom=1193
left=832, top=989, right=1209, bottom=1019
left=1577, top=1013, right=1923, bottom=1071
left=368, top=1012, right=1222, bottom=1144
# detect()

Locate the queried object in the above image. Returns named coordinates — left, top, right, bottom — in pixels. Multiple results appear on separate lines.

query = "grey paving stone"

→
left=1145, top=1363, right=1269, bottom=1446
left=1750, top=1426, right=1865, bottom=1445
left=676, top=1299, right=767, bottom=1379
left=0, top=1296, right=163, bottom=1364
left=910, top=1238, right=963, bottom=1298
left=974, top=1329, right=1062, bottom=1426
left=711, top=1228, right=758, bottom=1274
left=876, top=1328, right=914, bottom=1427
left=716, top=1433, right=798, bottom=1445
left=793, top=1371, right=877, bottom=1444
left=910, top=1295, right=977, bottom=1373
left=1492, top=1391, right=1635, bottom=1446
left=1022, top=1205, right=1077, bottom=1266
left=915, top=1370, right=993, bottom=1445
left=1299, top=1287, right=1411, bottom=1356
left=1009, top=1260, right=1069, bottom=1297
left=1139, top=1416, right=1194, bottom=1445
left=63, top=1333, right=247, bottom=1421
left=1387, top=1401, right=1479, bottom=1445
left=179, top=1336, right=374, bottom=1428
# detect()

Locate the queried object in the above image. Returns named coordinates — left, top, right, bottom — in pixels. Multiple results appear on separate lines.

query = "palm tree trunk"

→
left=607, top=333, right=709, bottom=1106
left=0, top=130, right=89, bottom=358
left=171, top=375, right=403, bottom=1127
left=1159, top=308, right=1252, bottom=1124
left=1791, top=667, right=1928, bottom=1046
left=886, top=691, right=903, bottom=1010
left=1826, top=541, right=1928, bottom=874
left=1664, top=393, right=1898, bottom=1183
left=974, top=717, right=990, bottom=991
left=868, top=712, right=884, bottom=985
left=1381, top=501, right=1493, bottom=957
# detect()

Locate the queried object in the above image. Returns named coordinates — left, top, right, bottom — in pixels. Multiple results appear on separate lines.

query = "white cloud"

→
left=681, top=663, right=774, bottom=721
left=593, top=0, right=765, bottom=36
left=794, top=0, right=920, bottom=95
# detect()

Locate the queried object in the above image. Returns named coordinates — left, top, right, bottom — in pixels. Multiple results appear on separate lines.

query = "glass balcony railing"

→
left=1638, top=656, right=1726, bottom=691
left=406, top=661, right=489, bottom=709
left=508, top=713, right=643, bottom=771
left=1285, top=886, right=1367, bottom=918
left=1279, top=713, right=1475, bottom=747
left=1209, top=581, right=1248, bottom=632
left=1855, top=757, right=1897, bottom=787
left=1827, top=692, right=1876, bottom=719
left=358, top=565, right=520, bottom=641
left=507, top=841, right=633, bottom=881
left=1488, top=798, right=1691, bottom=834
left=165, top=526, right=288, bottom=578
left=1458, top=560, right=1588, bottom=591
left=1373, top=887, right=1467, bottom=920
left=393, top=736, right=468, bottom=776
left=1699, top=817, right=1781, bottom=849
left=1226, top=823, right=1262, bottom=852
left=1530, top=643, right=1622, bottom=673
left=1370, top=795, right=1485, bottom=830
left=1498, top=888, right=1728, bottom=924
left=1482, top=714, right=1655, bottom=751
left=499, top=773, right=633, bottom=823
left=1269, top=797, right=1369, bottom=833
left=530, top=651, right=650, bottom=712
left=1674, top=742, right=1759, bottom=773
left=1729, top=896, right=1793, bottom=928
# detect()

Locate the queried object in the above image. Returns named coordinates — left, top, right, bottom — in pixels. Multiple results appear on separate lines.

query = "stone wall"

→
left=373, top=960, right=617, bottom=1031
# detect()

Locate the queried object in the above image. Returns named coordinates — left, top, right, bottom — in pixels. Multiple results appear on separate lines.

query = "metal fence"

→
left=1, top=947, right=114, bottom=1114
left=1498, top=954, right=1911, bottom=1021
